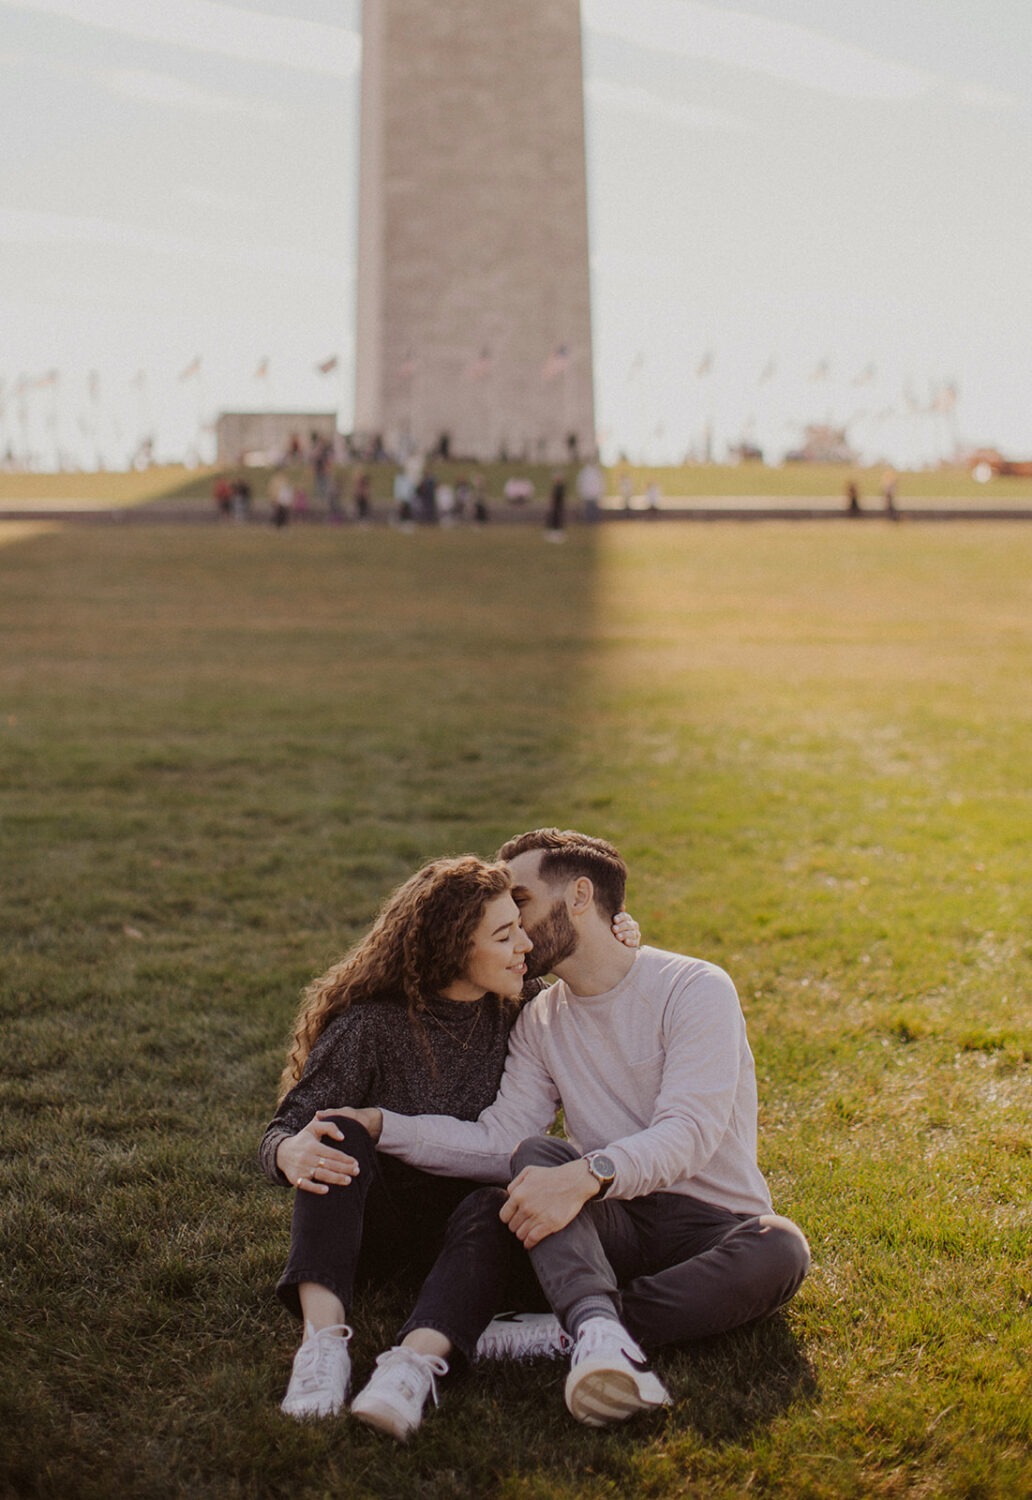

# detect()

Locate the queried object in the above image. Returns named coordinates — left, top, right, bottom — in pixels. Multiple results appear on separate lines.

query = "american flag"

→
left=178, top=356, right=202, bottom=381
left=315, top=355, right=339, bottom=375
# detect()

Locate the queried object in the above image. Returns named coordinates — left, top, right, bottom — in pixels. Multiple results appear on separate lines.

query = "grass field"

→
left=2, top=518, right=1029, bottom=1499
left=2, top=460, right=1030, bottom=512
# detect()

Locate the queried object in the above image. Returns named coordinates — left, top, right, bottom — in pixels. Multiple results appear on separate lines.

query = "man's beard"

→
left=523, top=899, right=578, bottom=979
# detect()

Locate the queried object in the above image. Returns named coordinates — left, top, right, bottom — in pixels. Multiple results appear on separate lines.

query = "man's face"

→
left=506, top=851, right=579, bottom=979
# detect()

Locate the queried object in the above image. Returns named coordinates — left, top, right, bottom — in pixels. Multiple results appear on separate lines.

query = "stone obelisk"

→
left=354, top=0, right=595, bottom=462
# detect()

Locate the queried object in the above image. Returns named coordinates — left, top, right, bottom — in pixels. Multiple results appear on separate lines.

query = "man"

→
left=348, top=829, right=809, bottom=1429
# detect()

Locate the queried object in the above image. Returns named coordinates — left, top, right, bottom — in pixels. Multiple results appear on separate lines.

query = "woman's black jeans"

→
left=276, top=1116, right=542, bottom=1363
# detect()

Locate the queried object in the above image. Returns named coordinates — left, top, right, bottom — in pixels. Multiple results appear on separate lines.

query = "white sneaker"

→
left=280, top=1322, right=353, bottom=1418
left=350, top=1346, right=449, bottom=1442
left=475, top=1311, right=573, bottom=1361
left=564, top=1318, right=671, bottom=1427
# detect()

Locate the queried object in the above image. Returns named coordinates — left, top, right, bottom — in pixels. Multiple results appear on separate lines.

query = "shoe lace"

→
left=293, top=1323, right=352, bottom=1392
left=373, top=1347, right=449, bottom=1408
left=571, top=1319, right=645, bottom=1368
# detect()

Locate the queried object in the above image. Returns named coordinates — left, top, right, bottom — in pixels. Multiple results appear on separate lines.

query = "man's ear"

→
left=568, top=876, right=595, bottom=916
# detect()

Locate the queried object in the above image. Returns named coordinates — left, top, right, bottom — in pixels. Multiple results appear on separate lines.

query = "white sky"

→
left=2, top=0, right=1030, bottom=468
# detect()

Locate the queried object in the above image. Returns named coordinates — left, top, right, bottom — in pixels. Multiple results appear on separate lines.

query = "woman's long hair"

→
left=278, top=855, right=513, bottom=1099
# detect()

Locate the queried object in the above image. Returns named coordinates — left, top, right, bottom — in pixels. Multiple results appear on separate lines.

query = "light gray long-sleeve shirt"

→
left=378, top=946, right=774, bottom=1217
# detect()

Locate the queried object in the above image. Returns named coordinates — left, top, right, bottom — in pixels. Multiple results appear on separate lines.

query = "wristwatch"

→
left=583, top=1151, right=617, bottom=1198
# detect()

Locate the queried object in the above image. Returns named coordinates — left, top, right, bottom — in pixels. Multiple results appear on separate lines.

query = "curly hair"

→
left=496, top=827, right=627, bottom=919
left=278, top=855, right=513, bottom=1099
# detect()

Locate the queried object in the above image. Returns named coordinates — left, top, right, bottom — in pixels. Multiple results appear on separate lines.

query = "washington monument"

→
left=354, top=0, right=595, bottom=462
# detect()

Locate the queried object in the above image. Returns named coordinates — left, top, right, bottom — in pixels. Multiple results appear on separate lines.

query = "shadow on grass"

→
left=668, top=1314, right=819, bottom=1443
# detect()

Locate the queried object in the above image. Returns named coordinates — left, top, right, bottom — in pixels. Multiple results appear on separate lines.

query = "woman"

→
left=260, top=854, right=635, bottom=1441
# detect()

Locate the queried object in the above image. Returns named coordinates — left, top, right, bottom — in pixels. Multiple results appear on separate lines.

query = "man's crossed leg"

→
left=502, top=1135, right=810, bottom=1425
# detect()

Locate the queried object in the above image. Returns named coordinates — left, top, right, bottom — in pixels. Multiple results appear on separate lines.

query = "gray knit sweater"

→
left=258, top=992, right=521, bottom=1185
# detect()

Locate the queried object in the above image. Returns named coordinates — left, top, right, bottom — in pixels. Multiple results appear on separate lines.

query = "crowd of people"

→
left=260, top=828, right=810, bottom=1442
left=214, top=429, right=609, bottom=533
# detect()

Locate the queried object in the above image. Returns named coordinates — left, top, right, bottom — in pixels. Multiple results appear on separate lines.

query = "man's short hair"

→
left=496, top=828, right=627, bottom=919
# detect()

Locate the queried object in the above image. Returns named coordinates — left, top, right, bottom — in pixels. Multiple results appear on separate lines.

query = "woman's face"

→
left=441, top=892, right=533, bottom=1002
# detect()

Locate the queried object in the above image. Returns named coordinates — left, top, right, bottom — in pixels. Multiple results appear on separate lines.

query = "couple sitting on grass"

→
left=260, top=828, right=809, bottom=1440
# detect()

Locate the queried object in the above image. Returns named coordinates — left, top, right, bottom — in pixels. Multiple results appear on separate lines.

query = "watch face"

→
left=589, top=1153, right=616, bottom=1180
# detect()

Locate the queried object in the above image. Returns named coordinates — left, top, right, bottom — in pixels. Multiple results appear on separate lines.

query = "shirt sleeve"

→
left=603, top=966, right=745, bottom=1199
left=258, top=1010, right=378, bottom=1185
left=378, top=1006, right=561, bottom=1182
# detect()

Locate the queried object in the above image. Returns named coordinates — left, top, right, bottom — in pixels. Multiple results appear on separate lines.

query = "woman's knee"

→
left=320, top=1114, right=378, bottom=1166
left=509, top=1135, right=580, bottom=1175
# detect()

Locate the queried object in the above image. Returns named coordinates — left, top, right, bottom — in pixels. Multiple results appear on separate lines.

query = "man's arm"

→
left=498, top=965, right=747, bottom=1244
left=373, top=1009, right=562, bottom=1181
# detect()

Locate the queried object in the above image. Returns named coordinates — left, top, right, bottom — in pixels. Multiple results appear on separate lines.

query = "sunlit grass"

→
left=0, top=464, right=207, bottom=506
left=1, top=520, right=1029, bottom=1498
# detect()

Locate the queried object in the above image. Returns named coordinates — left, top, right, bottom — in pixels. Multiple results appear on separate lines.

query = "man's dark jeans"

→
left=502, top=1135, right=811, bottom=1347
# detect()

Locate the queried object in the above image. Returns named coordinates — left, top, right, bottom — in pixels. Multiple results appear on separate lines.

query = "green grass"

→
left=0, top=465, right=203, bottom=505
left=5, top=459, right=1029, bottom=511
left=1, top=520, right=1029, bottom=1499
left=151, top=460, right=1032, bottom=509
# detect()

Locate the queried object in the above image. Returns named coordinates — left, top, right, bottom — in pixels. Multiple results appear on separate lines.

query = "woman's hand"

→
left=318, top=1106, right=383, bottom=1143
left=276, top=1114, right=361, bottom=1193
left=612, top=909, right=641, bottom=948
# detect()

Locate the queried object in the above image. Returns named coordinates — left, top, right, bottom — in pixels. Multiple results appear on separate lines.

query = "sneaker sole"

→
left=350, top=1396, right=415, bottom=1442
left=565, top=1361, right=671, bottom=1427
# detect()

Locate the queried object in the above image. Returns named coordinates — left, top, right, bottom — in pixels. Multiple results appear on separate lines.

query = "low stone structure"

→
left=215, top=413, right=337, bottom=467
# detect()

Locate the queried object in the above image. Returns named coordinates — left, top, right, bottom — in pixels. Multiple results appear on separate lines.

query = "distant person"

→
left=644, top=481, right=661, bottom=514
left=313, top=437, right=333, bottom=504
left=575, top=459, right=604, bottom=523
left=232, top=478, right=252, bottom=522
left=454, top=476, right=474, bottom=521
left=472, top=474, right=489, bottom=526
left=437, top=481, right=456, bottom=526
left=618, top=471, right=634, bottom=512
left=416, top=471, right=438, bottom=525
left=845, top=481, right=862, bottom=516
left=545, top=471, right=566, bottom=541
left=881, top=469, right=899, bottom=521
left=353, top=470, right=372, bottom=524
left=213, top=476, right=233, bottom=518
left=269, top=470, right=293, bottom=529
left=393, top=467, right=415, bottom=529
left=325, top=469, right=344, bottom=524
